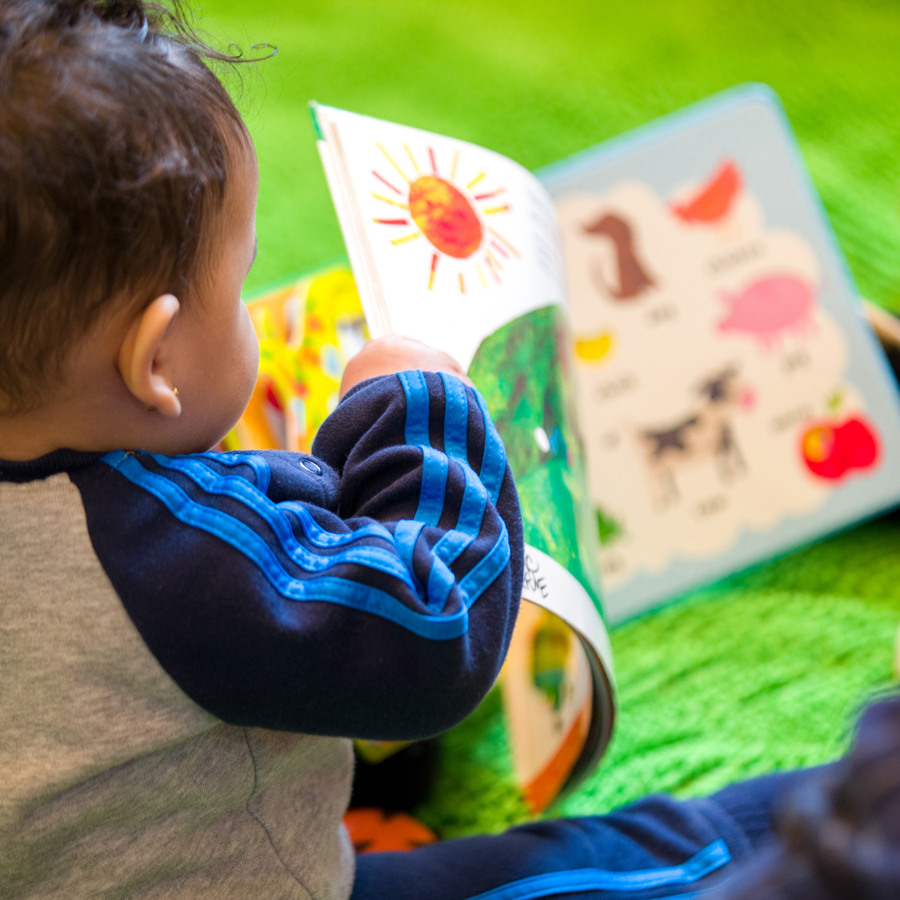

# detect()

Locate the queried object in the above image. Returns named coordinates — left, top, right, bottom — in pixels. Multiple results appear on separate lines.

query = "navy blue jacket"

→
left=2, top=371, right=523, bottom=741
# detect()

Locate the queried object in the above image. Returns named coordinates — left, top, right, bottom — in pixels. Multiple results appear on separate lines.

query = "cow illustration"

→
left=639, top=365, right=752, bottom=509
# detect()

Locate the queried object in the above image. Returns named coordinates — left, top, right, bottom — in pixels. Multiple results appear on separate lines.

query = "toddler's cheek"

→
left=238, top=316, right=260, bottom=407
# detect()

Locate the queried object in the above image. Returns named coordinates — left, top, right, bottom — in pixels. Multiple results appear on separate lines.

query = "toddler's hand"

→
left=340, top=336, right=473, bottom=399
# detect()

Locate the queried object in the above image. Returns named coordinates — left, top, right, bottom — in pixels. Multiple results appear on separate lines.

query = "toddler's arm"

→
left=78, top=357, right=523, bottom=741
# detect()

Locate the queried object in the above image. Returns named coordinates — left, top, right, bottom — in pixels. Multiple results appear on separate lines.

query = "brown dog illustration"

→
left=583, top=213, right=655, bottom=301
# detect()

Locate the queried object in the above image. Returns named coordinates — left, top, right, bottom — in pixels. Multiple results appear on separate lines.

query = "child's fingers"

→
left=340, top=335, right=473, bottom=398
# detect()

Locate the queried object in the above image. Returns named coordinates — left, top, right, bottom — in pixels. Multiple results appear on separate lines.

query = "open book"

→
left=312, top=83, right=900, bottom=616
left=227, top=264, right=613, bottom=811
left=230, top=84, right=900, bottom=810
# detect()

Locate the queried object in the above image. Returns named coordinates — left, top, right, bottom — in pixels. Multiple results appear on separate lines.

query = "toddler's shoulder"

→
left=94, top=448, right=339, bottom=512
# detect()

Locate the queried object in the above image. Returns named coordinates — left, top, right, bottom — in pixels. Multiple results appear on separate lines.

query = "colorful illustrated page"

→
left=228, top=266, right=615, bottom=808
left=500, top=600, right=592, bottom=813
left=468, top=306, right=615, bottom=806
left=224, top=268, right=368, bottom=454
left=468, top=306, right=602, bottom=603
left=543, top=86, right=900, bottom=621
left=316, top=105, right=619, bottom=800
left=316, top=106, right=566, bottom=370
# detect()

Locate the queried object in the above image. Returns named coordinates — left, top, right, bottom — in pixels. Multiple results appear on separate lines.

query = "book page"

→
left=315, top=106, right=617, bottom=805
left=314, top=105, right=565, bottom=370
left=542, top=85, right=900, bottom=622
left=232, top=265, right=616, bottom=809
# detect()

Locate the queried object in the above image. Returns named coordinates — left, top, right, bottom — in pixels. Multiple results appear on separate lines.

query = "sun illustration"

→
left=371, top=142, right=518, bottom=292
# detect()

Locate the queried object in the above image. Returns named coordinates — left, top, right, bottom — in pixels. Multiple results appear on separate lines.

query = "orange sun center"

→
left=408, top=175, right=483, bottom=259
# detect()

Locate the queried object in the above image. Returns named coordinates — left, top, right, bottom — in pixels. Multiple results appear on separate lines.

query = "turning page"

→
left=312, top=104, right=564, bottom=368
left=313, top=104, right=616, bottom=809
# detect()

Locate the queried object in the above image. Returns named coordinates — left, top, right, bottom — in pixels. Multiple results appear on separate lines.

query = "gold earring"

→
left=147, top=387, right=177, bottom=412
left=147, top=388, right=177, bottom=412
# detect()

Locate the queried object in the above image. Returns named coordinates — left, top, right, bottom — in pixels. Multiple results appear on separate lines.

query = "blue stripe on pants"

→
left=352, top=770, right=811, bottom=900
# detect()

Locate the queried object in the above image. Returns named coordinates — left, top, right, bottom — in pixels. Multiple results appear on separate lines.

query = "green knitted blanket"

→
left=204, top=0, right=900, bottom=836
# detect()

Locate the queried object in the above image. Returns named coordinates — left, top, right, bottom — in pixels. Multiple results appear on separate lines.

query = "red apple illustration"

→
left=801, top=415, right=880, bottom=481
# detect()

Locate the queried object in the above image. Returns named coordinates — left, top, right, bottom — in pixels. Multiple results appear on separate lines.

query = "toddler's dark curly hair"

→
left=0, top=0, right=260, bottom=413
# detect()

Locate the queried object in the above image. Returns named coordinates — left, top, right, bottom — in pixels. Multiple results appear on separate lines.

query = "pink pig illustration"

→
left=718, top=274, right=816, bottom=348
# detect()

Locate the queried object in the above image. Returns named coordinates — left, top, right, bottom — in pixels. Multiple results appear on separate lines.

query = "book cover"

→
left=541, top=84, right=900, bottom=621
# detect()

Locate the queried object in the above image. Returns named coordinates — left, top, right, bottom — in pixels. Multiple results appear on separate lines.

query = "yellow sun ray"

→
left=476, top=262, right=488, bottom=288
left=485, top=248, right=503, bottom=271
left=489, top=228, right=520, bottom=258
left=391, top=232, right=420, bottom=246
left=467, top=172, right=486, bottom=190
left=404, top=144, right=420, bottom=173
left=482, top=204, right=510, bottom=216
left=484, top=253, right=502, bottom=283
left=377, top=143, right=411, bottom=184
left=372, top=192, right=409, bottom=210
left=451, top=150, right=460, bottom=180
left=459, top=273, right=466, bottom=294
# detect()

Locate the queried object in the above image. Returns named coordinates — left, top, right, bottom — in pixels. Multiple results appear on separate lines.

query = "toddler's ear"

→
left=117, top=294, right=183, bottom=417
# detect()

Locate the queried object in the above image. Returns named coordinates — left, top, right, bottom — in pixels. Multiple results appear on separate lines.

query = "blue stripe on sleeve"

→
left=397, top=370, right=431, bottom=447
left=134, top=454, right=417, bottom=586
left=395, top=371, right=509, bottom=613
left=198, top=450, right=271, bottom=494
left=433, top=530, right=475, bottom=567
left=458, top=520, right=510, bottom=607
left=455, top=460, right=489, bottom=537
left=282, top=502, right=435, bottom=609
left=104, top=371, right=513, bottom=644
left=394, top=518, right=427, bottom=601
left=102, top=451, right=468, bottom=640
left=415, top=446, right=449, bottom=527
left=398, top=370, right=448, bottom=527
left=425, top=557, right=457, bottom=613
left=473, top=390, right=506, bottom=504
left=278, top=501, right=394, bottom=547
left=440, top=371, right=469, bottom=460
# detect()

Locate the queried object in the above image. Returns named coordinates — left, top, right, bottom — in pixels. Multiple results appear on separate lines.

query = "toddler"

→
left=0, top=2, right=823, bottom=898
left=0, top=2, right=519, bottom=895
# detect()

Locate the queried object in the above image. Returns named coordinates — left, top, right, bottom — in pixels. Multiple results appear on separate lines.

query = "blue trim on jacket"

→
left=67, top=372, right=523, bottom=740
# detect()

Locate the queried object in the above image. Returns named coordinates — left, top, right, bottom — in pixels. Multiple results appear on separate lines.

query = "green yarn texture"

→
left=201, top=0, right=900, bottom=836
left=426, top=518, right=900, bottom=836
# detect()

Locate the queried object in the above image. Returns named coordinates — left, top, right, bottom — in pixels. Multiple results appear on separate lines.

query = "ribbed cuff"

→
left=708, top=765, right=833, bottom=850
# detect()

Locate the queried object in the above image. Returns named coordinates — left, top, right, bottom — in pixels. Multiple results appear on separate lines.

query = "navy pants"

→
left=352, top=770, right=808, bottom=900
